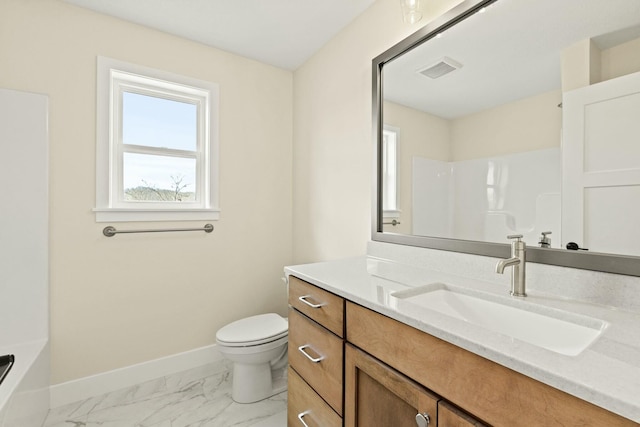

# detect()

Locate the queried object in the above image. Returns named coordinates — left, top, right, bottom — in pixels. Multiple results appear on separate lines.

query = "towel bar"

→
left=103, top=223, right=214, bottom=237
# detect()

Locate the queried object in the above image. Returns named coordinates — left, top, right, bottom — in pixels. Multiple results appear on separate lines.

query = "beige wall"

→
left=561, top=39, right=602, bottom=92
left=380, top=90, right=560, bottom=232
left=601, top=37, right=640, bottom=81
left=382, top=101, right=450, bottom=234
left=0, top=0, right=293, bottom=384
left=385, top=90, right=562, bottom=163
left=563, top=36, right=640, bottom=91
left=451, top=90, right=562, bottom=161
left=292, top=0, right=464, bottom=263
left=384, top=101, right=451, bottom=161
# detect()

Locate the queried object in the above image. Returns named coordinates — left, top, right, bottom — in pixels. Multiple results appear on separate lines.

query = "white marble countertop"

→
left=285, top=256, right=640, bottom=423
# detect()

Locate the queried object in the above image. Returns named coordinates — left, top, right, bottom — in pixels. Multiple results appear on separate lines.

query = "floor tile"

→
left=43, top=361, right=287, bottom=427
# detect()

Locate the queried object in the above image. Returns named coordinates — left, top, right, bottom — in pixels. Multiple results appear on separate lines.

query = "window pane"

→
left=382, top=130, right=398, bottom=211
left=122, top=92, right=197, bottom=151
left=123, top=153, right=196, bottom=202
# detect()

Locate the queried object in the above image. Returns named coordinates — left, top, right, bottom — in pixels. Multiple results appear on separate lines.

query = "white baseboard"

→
left=50, top=344, right=222, bottom=408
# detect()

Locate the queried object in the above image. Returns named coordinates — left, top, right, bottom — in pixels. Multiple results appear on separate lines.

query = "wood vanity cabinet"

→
left=288, top=276, right=345, bottom=426
left=346, top=301, right=638, bottom=427
left=287, top=276, right=638, bottom=426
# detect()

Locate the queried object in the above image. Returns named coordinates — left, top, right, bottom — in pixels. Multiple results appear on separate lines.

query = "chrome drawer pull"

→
left=298, top=345, right=325, bottom=363
left=298, top=295, right=326, bottom=309
left=298, top=410, right=311, bottom=427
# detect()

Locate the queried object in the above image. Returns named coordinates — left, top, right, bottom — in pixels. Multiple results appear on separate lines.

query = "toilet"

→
left=216, top=313, right=288, bottom=403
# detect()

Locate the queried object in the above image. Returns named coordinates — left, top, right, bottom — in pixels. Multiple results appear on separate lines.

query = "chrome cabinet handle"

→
left=298, top=410, right=311, bottom=427
left=298, top=295, right=326, bottom=309
left=298, top=345, right=324, bottom=363
left=415, top=413, right=430, bottom=427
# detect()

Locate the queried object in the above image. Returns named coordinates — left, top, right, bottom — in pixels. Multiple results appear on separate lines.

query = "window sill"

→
left=93, top=208, right=221, bottom=223
left=383, top=209, right=402, bottom=219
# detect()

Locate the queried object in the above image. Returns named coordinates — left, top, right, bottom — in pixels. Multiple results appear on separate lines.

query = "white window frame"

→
left=94, top=57, right=220, bottom=222
left=382, top=125, right=401, bottom=218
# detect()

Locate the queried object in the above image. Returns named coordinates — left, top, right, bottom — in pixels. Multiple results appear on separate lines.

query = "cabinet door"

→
left=345, top=344, right=438, bottom=427
left=438, top=401, right=488, bottom=427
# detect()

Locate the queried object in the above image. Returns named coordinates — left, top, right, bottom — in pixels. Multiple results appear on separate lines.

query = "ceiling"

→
left=383, top=0, right=640, bottom=119
left=62, top=0, right=376, bottom=70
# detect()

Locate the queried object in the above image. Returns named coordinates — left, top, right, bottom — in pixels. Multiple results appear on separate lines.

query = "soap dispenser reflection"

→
left=539, top=231, right=552, bottom=248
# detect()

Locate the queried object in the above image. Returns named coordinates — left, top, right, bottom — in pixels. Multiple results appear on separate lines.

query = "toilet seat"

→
left=216, top=313, right=288, bottom=347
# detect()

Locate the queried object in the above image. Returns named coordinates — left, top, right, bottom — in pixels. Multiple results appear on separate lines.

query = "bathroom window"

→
left=95, top=57, right=220, bottom=222
left=382, top=126, right=400, bottom=217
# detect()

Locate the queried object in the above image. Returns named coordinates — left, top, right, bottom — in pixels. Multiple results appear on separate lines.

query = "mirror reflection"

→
left=380, top=0, right=640, bottom=257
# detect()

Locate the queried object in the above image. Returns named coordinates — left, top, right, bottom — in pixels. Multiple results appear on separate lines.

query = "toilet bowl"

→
left=216, top=313, right=288, bottom=403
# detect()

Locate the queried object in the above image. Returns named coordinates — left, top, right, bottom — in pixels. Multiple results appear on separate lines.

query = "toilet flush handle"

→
left=298, top=295, right=326, bottom=309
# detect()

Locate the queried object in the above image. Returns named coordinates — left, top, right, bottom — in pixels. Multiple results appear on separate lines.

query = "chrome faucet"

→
left=495, top=234, right=526, bottom=297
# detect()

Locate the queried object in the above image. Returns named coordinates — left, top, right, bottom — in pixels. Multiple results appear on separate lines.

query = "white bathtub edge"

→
left=50, top=344, right=222, bottom=408
left=0, top=340, right=50, bottom=427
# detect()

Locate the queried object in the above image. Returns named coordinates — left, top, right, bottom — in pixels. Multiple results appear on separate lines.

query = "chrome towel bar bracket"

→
left=103, top=223, right=214, bottom=237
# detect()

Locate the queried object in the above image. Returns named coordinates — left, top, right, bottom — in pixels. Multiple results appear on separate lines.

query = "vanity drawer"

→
left=288, top=367, right=342, bottom=427
left=289, top=308, right=344, bottom=415
left=288, top=275, right=344, bottom=337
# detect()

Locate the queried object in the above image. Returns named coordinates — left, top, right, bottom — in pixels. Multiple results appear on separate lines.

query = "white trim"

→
left=49, top=344, right=222, bottom=408
left=93, top=207, right=221, bottom=222
left=383, top=209, right=402, bottom=219
left=96, top=56, right=220, bottom=222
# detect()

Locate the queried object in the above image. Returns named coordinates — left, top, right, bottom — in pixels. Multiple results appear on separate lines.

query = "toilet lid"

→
left=216, top=313, right=288, bottom=345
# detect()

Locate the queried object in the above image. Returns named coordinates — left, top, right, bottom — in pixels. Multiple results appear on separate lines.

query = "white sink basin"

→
left=391, top=283, right=607, bottom=356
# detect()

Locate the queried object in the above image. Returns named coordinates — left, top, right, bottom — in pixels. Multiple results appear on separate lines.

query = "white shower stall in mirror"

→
left=383, top=86, right=563, bottom=248
left=412, top=148, right=560, bottom=247
left=0, top=88, right=50, bottom=427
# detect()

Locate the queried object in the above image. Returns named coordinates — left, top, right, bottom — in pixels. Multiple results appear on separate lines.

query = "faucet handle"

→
left=507, top=234, right=526, bottom=251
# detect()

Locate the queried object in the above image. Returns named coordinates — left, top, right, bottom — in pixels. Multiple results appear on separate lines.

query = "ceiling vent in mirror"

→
left=418, top=57, right=463, bottom=79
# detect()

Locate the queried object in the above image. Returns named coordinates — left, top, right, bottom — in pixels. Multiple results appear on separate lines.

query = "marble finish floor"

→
left=43, top=361, right=287, bottom=427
